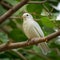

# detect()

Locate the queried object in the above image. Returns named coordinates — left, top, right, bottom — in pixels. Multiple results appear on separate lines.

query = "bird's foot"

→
left=44, top=37, right=48, bottom=42
left=5, top=40, right=13, bottom=46
left=27, top=38, right=31, bottom=42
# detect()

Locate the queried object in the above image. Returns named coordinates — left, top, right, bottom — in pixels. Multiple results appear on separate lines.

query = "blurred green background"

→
left=0, top=0, right=60, bottom=60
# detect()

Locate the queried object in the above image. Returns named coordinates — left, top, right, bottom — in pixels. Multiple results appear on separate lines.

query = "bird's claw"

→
left=44, top=38, right=48, bottom=42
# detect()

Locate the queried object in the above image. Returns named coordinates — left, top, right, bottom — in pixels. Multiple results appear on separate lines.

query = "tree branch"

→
left=0, top=1, right=12, bottom=10
left=0, top=30, right=60, bottom=52
left=0, top=0, right=47, bottom=24
left=28, top=0, right=47, bottom=4
left=0, top=0, right=29, bottom=24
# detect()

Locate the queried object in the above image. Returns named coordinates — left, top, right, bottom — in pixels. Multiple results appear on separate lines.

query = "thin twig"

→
left=22, top=49, right=51, bottom=60
left=28, top=0, right=47, bottom=4
left=0, top=1, right=12, bottom=9
left=9, top=16, right=41, bottom=21
left=42, top=4, right=52, bottom=16
left=9, top=16, right=21, bottom=19
left=54, top=48, right=60, bottom=56
left=11, top=49, right=28, bottom=60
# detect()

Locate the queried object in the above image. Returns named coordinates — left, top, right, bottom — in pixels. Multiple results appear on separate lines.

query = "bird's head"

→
left=22, top=13, right=33, bottom=21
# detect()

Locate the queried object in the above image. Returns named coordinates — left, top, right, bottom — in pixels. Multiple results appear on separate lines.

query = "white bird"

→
left=22, top=13, right=50, bottom=55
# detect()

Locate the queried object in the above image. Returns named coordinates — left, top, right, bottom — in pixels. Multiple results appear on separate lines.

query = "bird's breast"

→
left=23, top=21, right=40, bottom=39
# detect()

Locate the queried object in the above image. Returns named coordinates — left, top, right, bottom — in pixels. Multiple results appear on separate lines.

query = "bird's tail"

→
left=38, top=42, right=50, bottom=55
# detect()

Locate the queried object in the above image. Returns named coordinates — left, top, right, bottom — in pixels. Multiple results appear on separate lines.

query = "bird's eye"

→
left=26, top=14, right=28, bottom=16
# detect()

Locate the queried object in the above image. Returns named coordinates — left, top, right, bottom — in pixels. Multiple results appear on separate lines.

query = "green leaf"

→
left=44, top=2, right=52, bottom=11
left=27, top=4, right=43, bottom=13
left=9, top=28, right=27, bottom=42
left=16, top=0, right=21, bottom=1
left=0, top=5, right=7, bottom=16
left=40, top=16, right=55, bottom=28
left=47, top=50, right=60, bottom=60
left=0, top=32, right=9, bottom=43
left=8, top=20, right=17, bottom=28
left=27, top=4, right=43, bottom=18
left=5, top=0, right=18, bottom=5
left=0, top=51, right=20, bottom=58
left=31, top=55, right=44, bottom=60
left=55, top=21, right=60, bottom=28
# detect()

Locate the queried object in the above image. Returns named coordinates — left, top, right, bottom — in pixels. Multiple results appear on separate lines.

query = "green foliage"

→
left=48, top=50, right=60, bottom=60
left=27, top=4, right=43, bottom=14
left=0, top=5, right=7, bottom=16
left=0, top=32, right=9, bottom=43
left=40, top=16, right=55, bottom=28
left=5, top=0, right=18, bottom=5
left=8, top=20, right=17, bottom=28
left=31, top=56, right=44, bottom=60
left=9, top=28, right=27, bottom=42
left=55, top=21, right=60, bottom=28
left=27, top=4, right=43, bottom=19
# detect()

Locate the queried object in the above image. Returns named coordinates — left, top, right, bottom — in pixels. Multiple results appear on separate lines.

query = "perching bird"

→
left=22, top=13, right=50, bottom=55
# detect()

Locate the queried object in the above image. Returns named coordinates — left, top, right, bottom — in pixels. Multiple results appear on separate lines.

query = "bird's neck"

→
left=24, top=18, right=34, bottom=22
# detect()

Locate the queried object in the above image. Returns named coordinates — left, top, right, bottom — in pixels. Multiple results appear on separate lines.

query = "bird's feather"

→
left=22, top=13, right=50, bottom=55
left=32, top=21, right=44, bottom=37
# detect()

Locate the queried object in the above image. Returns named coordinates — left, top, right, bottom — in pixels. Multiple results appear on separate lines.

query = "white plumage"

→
left=22, top=13, right=50, bottom=55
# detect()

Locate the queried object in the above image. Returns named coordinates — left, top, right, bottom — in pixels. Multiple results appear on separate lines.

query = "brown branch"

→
left=0, top=0, right=47, bottom=11
left=28, top=0, right=47, bottom=4
left=0, top=30, right=60, bottom=52
left=0, top=0, right=47, bottom=24
left=0, top=0, right=29, bottom=24
left=0, top=0, right=47, bottom=12
left=0, top=1, right=12, bottom=10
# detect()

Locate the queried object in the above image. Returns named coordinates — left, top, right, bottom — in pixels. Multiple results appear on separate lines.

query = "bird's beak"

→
left=21, top=16, right=23, bottom=19
left=22, top=16, right=25, bottom=19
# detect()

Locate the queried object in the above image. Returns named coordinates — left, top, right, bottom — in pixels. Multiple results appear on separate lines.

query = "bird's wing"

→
left=32, top=21, right=44, bottom=37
